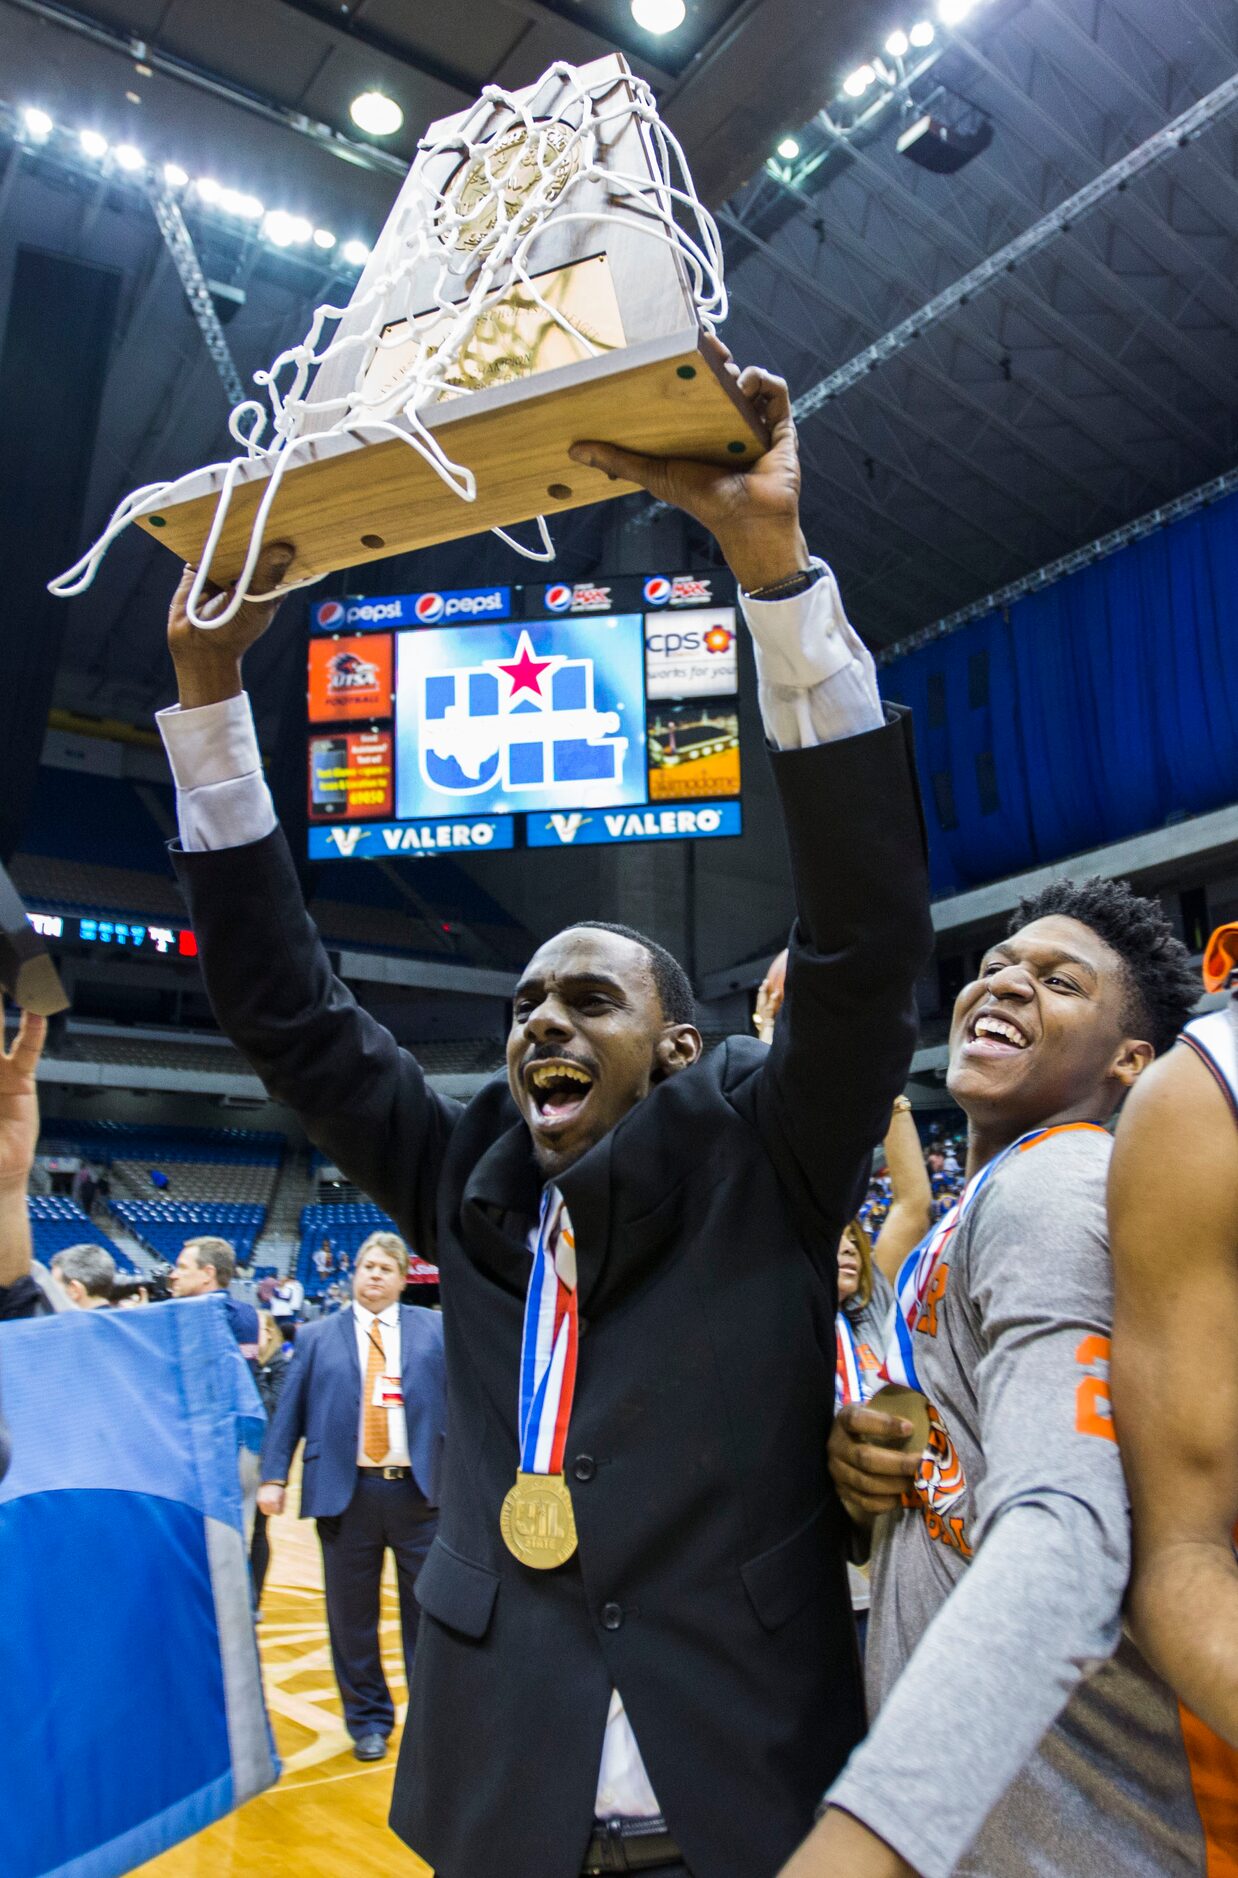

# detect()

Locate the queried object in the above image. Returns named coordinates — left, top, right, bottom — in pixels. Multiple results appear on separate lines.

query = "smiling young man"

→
left=784, top=878, right=1219, bottom=1878
left=154, top=351, right=933, bottom=1878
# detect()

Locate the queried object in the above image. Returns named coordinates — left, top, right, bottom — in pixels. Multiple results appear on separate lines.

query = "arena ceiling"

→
left=0, top=0, right=1235, bottom=731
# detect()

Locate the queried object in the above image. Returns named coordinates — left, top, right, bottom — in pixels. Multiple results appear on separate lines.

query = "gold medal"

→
left=868, top=1383, right=932, bottom=1457
left=500, top=1470, right=578, bottom=1569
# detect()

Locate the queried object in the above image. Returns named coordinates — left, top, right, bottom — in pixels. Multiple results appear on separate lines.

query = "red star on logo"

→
left=498, top=632, right=552, bottom=699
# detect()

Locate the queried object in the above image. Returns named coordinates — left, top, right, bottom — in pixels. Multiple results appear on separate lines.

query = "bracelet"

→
left=746, top=565, right=823, bottom=602
left=891, top=1095, right=912, bottom=1113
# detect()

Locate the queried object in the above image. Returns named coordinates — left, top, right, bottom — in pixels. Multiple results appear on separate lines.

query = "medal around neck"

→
left=503, top=1186, right=581, bottom=1569
left=500, top=1470, right=578, bottom=1569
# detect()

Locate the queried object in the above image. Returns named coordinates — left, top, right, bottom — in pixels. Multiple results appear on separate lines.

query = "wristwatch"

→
left=891, top=1095, right=912, bottom=1113
left=746, top=565, right=824, bottom=602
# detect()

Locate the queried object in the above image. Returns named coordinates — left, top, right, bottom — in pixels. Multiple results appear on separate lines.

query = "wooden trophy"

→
left=133, top=54, right=765, bottom=589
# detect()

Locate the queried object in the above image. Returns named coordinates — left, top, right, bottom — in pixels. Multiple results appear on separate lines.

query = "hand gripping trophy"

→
left=51, top=54, right=765, bottom=631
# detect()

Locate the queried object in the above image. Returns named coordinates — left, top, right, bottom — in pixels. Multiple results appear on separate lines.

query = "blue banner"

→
left=527, top=800, right=742, bottom=847
left=0, top=1298, right=276, bottom=1877
left=308, top=816, right=515, bottom=860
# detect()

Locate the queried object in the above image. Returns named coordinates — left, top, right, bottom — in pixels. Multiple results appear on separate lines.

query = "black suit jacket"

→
left=172, top=709, right=932, bottom=1878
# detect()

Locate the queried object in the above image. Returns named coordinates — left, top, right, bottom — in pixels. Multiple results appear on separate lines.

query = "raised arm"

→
left=573, top=345, right=933, bottom=1250
left=872, top=1099, right=933, bottom=1282
left=161, top=553, right=463, bottom=1251
left=0, top=1008, right=47, bottom=1303
left=1110, top=1043, right=1238, bottom=1746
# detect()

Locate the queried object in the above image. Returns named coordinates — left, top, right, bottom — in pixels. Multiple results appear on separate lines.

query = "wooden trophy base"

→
left=135, top=331, right=765, bottom=588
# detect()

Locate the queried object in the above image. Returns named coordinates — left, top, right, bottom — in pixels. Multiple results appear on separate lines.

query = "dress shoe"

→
left=352, top=1732, right=388, bottom=1761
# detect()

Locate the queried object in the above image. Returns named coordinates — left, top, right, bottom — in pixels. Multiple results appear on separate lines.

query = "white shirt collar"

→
left=354, top=1301, right=400, bottom=1328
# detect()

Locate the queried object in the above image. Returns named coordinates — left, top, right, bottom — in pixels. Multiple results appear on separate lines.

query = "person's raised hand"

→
left=257, top=1483, right=287, bottom=1518
left=167, top=542, right=295, bottom=709
left=828, top=1401, right=921, bottom=1525
left=568, top=338, right=809, bottom=594
left=0, top=1005, right=47, bottom=1195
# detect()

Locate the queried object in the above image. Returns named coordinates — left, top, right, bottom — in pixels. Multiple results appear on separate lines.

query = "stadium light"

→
left=79, top=129, right=109, bottom=159
left=349, top=90, right=404, bottom=137
left=342, top=238, right=371, bottom=267
left=114, top=144, right=145, bottom=172
left=313, top=227, right=337, bottom=249
left=163, top=161, right=189, bottom=188
left=939, top=0, right=979, bottom=21
left=776, top=137, right=800, bottom=160
left=909, top=19, right=935, bottom=45
left=194, top=176, right=222, bottom=203
left=220, top=188, right=265, bottom=220
left=264, top=209, right=313, bottom=246
left=630, top=0, right=686, bottom=32
left=22, top=107, right=54, bottom=141
left=843, top=64, right=876, bottom=97
left=885, top=29, right=910, bottom=56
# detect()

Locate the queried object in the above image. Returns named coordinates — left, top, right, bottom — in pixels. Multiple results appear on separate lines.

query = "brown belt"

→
left=582, top=1818, right=682, bottom=1874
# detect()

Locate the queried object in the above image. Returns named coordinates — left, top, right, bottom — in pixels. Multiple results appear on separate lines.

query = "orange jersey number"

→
left=1074, top=1333, right=1117, bottom=1442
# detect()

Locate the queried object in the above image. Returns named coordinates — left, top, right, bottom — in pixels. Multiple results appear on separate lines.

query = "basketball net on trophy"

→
left=50, top=54, right=765, bottom=630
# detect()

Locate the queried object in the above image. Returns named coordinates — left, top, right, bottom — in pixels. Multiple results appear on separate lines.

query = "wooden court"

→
left=136, top=1495, right=432, bottom=1877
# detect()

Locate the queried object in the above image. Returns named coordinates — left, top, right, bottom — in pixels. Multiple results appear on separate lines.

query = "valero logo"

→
left=643, top=575, right=673, bottom=606
left=315, top=599, right=345, bottom=628
left=415, top=592, right=446, bottom=624
left=544, top=583, right=573, bottom=613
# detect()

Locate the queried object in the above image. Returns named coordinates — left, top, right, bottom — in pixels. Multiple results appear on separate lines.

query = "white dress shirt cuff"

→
left=156, top=694, right=278, bottom=853
left=740, top=558, right=883, bottom=751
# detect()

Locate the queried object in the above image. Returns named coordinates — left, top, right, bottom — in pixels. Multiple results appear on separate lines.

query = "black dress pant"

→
left=318, top=1471, right=437, bottom=1740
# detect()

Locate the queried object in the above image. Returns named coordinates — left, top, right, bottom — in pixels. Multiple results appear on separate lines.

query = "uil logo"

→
left=418, top=630, right=627, bottom=797
left=909, top=1404, right=973, bottom=1559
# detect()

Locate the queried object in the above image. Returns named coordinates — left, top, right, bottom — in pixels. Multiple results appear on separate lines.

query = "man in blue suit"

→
left=258, top=1231, right=446, bottom=1761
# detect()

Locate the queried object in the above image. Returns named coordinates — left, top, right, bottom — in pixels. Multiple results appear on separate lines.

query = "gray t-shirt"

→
left=829, top=1126, right=1238, bottom=1876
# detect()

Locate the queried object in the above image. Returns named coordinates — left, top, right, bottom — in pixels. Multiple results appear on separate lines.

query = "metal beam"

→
left=271, top=0, right=478, bottom=103
left=334, top=950, right=516, bottom=999
left=144, top=178, right=245, bottom=406
left=2, top=0, right=408, bottom=179
left=929, top=797, right=1238, bottom=942
left=791, top=68, right=1238, bottom=418
left=877, top=461, right=1238, bottom=662
left=719, top=203, right=1158, bottom=503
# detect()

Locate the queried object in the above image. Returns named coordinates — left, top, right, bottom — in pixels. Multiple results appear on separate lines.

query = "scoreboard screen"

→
left=305, top=574, right=742, bottom=860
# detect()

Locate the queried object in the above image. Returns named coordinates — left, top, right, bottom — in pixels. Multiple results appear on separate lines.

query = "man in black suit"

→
left=156, top=350, right=933, bottom=1878
left=258, top=1231, right=446, bottom=1761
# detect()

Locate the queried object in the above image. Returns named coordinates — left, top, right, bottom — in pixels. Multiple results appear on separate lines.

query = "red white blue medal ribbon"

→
left=881, top=1122, right=1108, bottom=1394
left=835, top=1314, right=864, bottom=1410
left=518, top=1185, right=579, bottom=1476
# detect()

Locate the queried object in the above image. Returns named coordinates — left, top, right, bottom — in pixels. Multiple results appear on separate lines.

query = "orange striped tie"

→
left=363, top=1321, right=388, bottom=1464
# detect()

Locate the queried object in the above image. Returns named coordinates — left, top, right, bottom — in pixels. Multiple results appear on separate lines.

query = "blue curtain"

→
left=880, top=487, right=1238, bottom=897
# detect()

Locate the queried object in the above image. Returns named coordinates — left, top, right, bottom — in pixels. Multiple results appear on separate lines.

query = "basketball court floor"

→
left=136, top=1489, right=431, bottom=1877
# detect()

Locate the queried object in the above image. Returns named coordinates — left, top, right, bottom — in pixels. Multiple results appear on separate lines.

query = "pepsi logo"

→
left=415, top=592, right=445, bottom=623
left=316, top=599, right=345, bottom=627
left=543, top=583, right=573, bottom=613
left=643, top=575, right=672, bottom=606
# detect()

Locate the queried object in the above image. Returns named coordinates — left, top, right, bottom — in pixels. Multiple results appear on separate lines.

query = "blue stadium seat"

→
left=27, top=1197, right=135, bottom=1273
left=298, top=1200, right=404, bottom=1295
